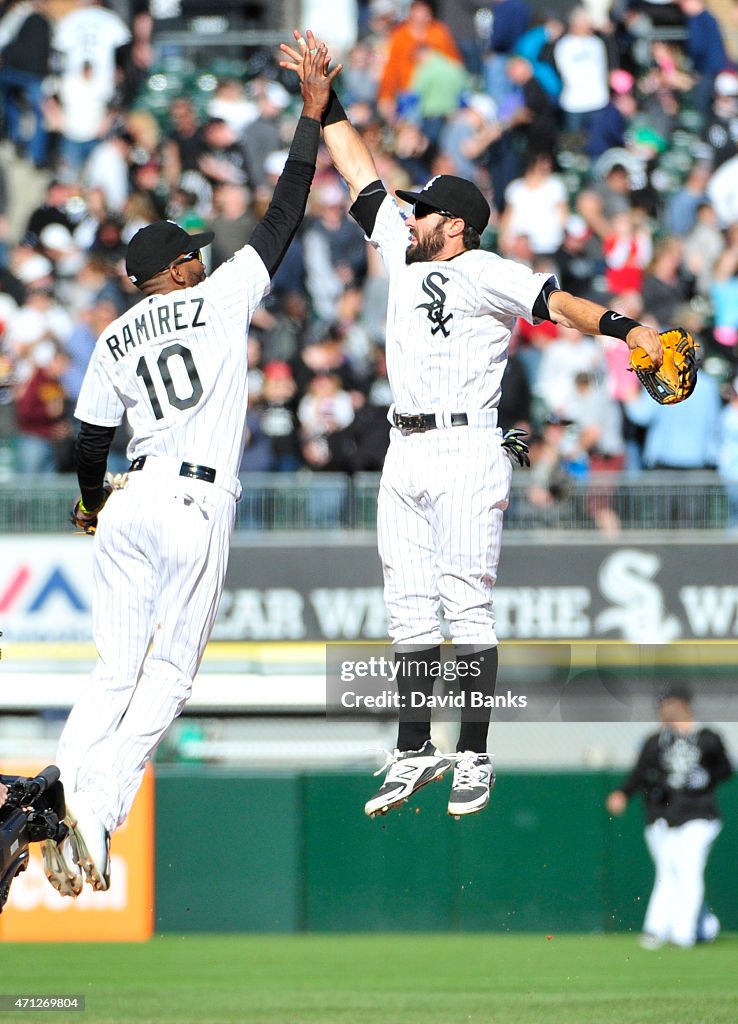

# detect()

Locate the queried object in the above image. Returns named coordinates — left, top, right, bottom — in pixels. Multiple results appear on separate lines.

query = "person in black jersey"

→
left=606, top=686, right=733, bottom=948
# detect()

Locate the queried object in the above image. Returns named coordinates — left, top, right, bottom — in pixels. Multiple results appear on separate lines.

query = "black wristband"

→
left=322, top=89, right=348, bottom=128
left=289, top=115, right=321, bottom=163
left=599, top=310, right=641, bottom=341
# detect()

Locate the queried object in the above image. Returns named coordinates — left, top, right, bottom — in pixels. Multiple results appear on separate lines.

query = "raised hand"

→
left=280, top=28, right=341, bottom=99
left=279, top=28, right=311, bottom=81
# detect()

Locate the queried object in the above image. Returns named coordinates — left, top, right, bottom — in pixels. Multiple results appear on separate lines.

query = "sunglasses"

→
left=413, top=202, right=455, bottom=220
left=169, top=249, right=203, bottom=269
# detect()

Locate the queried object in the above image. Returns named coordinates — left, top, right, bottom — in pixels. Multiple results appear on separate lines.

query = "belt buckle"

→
left=179, top=462, right=216, bottom=483
left=396, top=413, right=428, bottom=433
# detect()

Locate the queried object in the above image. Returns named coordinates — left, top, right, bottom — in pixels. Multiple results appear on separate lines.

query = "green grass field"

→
left=1, top=934, right=736, bottom=1024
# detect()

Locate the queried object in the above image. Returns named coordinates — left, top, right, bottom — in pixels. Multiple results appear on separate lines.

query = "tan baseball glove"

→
left=629, top=327, right=698, bottom=405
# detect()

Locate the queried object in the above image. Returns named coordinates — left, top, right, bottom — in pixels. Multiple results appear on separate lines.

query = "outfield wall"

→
left=4, top=533, right=738, bottom=643
left=154, top=768, right=738, bottom=934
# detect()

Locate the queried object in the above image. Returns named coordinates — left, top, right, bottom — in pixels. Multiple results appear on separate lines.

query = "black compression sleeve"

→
left=532, top=277, right=560, bottom=322
left=249, top=116, right=320, bottom=277
left=322, top=89, right=348, bottom=127
left=619, top=737, right=658, bottom=797
left=76, top=421, right=116, bottom=512
left=349, top=179, right=387, bottom=237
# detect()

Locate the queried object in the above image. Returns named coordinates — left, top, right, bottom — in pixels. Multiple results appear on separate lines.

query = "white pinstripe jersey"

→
left=75, top=245, right=270, bottom=477
left=370, top=194, right=554, bottom=413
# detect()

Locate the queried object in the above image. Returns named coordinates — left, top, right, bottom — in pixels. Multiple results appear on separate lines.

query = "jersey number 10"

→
left=136, top=342, right=204, bottom=420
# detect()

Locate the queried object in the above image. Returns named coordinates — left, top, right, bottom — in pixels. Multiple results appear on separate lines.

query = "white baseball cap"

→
left=465, top=93, right=497, bottom=122
left=264, top=150, right=289, bottom=177
left=16, top=254, right=54, bottom=284
left=39, top=223, right=77, bottom=252
left=34, top=340, right=57, bottom=368
left=715, top=71, right=738, bottom=97
left=370, top=0, right=397, bottom=17
left=565, top=214, right=590, bottom=239
left=264, top=82, right=290, bottom=110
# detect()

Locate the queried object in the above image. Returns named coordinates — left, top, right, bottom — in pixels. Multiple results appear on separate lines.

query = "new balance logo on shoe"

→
left=364, top=741, right=452, bottom=818
left=448, top=752, right=494, bottom=818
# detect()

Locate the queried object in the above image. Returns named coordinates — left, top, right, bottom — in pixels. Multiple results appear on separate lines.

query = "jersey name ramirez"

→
left=105, top=297, right=207, bottom=361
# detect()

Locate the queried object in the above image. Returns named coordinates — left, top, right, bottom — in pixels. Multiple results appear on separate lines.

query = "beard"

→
left=405, top=223, right=446, bottom=264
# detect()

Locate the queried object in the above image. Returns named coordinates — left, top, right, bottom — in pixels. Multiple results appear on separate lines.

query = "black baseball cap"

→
left=126, top=221, right=215, bottom=285
left=395, top=175, right=491, bottom=235
left=657, top=685, right=693, bottom=705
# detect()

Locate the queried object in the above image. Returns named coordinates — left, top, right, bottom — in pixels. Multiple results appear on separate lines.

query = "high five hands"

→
left=280, top=28, right=342, bottom=94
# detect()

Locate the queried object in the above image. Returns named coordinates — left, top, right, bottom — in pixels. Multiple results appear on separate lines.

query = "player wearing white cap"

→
left=281, top=31, right=664, bottom=819
left=42, top=45, right=340, bottom=896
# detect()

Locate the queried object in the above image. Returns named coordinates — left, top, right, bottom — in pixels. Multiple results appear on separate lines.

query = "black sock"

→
left=395, top=645, right=440, bottom=751
left=455, top=645, right=498, bottom=754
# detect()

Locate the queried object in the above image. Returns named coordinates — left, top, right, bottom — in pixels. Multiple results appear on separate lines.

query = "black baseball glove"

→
left=501, top=428, right=530, bottom=468
left=70, top=482, right=113, bottom=535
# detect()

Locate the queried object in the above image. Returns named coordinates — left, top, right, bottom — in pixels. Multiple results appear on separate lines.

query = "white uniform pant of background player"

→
left=378, top=426, right=512, bottom=645
left=57, top=468, right=236, bottom=834
left=643, top=817, right=722, bottom=946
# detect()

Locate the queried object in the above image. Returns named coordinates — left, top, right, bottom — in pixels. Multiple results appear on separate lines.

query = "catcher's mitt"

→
left=501, top=428, right=530, bottom=468
left=70, top=482, right=113, bottom=535
left=629, top=327, right=697, bottom=405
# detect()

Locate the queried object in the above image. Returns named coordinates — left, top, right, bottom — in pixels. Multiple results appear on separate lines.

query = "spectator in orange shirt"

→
left=377, top=0, right=462, bottom=123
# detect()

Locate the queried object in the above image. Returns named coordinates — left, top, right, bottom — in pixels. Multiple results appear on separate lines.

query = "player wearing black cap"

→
left=607, top=687, right=733, bottom=947
left=124, top=221, right=215, bottom=287
left=281, top=31, right=664, bottom=821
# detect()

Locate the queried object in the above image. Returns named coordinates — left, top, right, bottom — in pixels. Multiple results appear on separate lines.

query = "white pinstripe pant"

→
left=378, top=426, right=512, bottom=646
left=57, top=471, right=235, bottom=833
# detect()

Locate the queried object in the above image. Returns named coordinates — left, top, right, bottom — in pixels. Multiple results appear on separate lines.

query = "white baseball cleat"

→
left=696, top=909, right=720, bottom=943
left=447, top=752, right=495, bottom=817
left=365, top=741, right=453, bottom=818
left=65, top=795, right=111, bottom=892
left=41, top=837, right=83, bottom=898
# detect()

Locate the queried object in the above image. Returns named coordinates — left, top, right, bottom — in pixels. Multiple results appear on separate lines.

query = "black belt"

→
left=129, top=456, right=216, bottom=483
left=393, top=412, right=468, bottom=433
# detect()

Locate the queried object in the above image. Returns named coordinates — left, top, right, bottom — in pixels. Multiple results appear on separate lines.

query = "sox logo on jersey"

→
left=416, top=272, right=453, bottom=337
left=363, top=190, right=553, bottom=645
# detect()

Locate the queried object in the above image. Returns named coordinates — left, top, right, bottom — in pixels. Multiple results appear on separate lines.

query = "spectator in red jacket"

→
left=15, top=342, right=73, bottom=473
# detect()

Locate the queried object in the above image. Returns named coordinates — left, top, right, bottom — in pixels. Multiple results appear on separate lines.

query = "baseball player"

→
left=41, top=45, right=339, bottom=896
left=606, top=686, right=733, bottom=948
left=282, top=31, right=664, bottom=819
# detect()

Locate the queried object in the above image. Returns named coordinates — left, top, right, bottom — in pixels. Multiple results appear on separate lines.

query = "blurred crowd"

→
left=1, top=0, right=738, bottom=530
